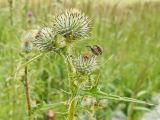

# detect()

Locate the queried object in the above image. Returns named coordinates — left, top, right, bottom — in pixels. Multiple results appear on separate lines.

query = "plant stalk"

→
left=24, top=58, right=32, bottom=120
left=65, top=45, right=76, bottom=120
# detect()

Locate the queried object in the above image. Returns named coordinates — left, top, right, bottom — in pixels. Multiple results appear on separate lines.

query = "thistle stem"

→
left=65, top=45, right=76, bottom=120
left=24, top=58, right=32, bottom=120
left=67, top=98, right=76, bottom=120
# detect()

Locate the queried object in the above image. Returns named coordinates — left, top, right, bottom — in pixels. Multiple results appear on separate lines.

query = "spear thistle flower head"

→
left=27, top=11, right=33, bottom=17
left=53, top=9, right=91, bottom=41
left=33, top=27, right=59, bottom=52
left=72, top=55, right=98, bottom=74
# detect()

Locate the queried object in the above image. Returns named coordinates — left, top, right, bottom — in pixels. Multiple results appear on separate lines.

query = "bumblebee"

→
left=87, top=45, right=103, bottom=56
left=80, top=45, right=102, bottom=60
left=81, top=51, right=93, bottom=60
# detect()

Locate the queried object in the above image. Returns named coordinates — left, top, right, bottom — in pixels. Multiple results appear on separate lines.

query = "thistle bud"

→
left=33, top=27, right=57, bottom=51
left=21, top=39, right=33, bottom=53
left=99, top=99, right=108, bottom=108
left=21, top=31, right=36, bottom=53
left=72, top=55, right=98, bottom=74
left=53, top=9, right=91, bottom=41
left=81, top=96, right=96, bottom=108
left=45, top=110, right=55, bottom=120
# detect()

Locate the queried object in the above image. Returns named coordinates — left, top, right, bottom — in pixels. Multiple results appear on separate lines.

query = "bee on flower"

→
left=87, top=45, right=103, bottom=56
left=71, top=54, right=98, bottom=74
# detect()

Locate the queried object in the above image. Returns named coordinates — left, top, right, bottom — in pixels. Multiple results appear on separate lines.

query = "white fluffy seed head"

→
left=53, top=9, right=91, bottom=41
left=72, top=55, right=98, bottom=74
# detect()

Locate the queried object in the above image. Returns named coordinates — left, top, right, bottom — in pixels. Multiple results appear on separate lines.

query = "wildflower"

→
left=21, top=39, right=33, bottom=53
left=72, top=54, right=98, bottom=74
left=27, top=11, right=33, bottom=17
left=46, top=110, right=55, bottom=120
left=99, top=99, right=108, bottom=108
left=33, top=27, right=58, bottom=51
left=21, top=30, right=37, bottom=53
left=81, top=96, right=96, bottom=107
left=53, top=9, right=91, bottom=41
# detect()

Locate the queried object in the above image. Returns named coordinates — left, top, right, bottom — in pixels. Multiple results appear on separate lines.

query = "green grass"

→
left=0, top=0, right=160, bottom=120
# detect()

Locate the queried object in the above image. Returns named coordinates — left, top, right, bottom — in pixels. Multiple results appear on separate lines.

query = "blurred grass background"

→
left=0, top=0, right=160, bottom=120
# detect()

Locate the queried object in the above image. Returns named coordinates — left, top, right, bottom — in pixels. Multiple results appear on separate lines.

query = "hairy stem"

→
left=67, top=98, right=76, bottom=120
left=65, top=45, right=76, bottom=120
left=24, top=58, right=32, bottom=120
left=67, top=46, right=74, bottom=94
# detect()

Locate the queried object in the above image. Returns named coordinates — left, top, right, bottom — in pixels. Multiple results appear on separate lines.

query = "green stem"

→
left=67, top=98, right=76, bottom=120
left=65, top=45, right=76, bottom=120
left=24, top=57, right=32, bottom=120
left=65, top=46, right=74, bottom=95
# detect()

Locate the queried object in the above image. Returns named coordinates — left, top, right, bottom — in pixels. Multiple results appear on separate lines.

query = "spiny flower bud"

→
left=46, top=110, right=55, bottom=120
left=53, top=9, right=91, bottom=41
left=21, top=39, right=33, bottom=53
left=99, top=99, right=108, bottom=108
left=21, top=31, right=37, bottom=53
left=72, top=54, right=98, bottom=74
left=81, top=96, right=96, bottom=108
left=33, top=27, right=57, bottom=51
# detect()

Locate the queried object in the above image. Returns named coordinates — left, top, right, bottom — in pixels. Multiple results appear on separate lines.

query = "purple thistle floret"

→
left=27, top=11, right=33, bottom=17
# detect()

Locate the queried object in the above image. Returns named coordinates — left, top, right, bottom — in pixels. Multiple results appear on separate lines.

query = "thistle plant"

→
left=20, top=8, right=154, bottom=120
left=52, top=9, right=92, bottom=120
left=27, top=11, right=33, bottom=24
left=21, top=32, right=34, bottom=120
left=32, top=8, right=93, bottom=120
